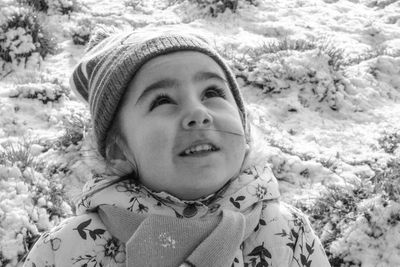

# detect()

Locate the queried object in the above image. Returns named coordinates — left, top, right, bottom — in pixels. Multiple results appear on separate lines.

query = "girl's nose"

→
left=182, top=107, right=213, bottom=130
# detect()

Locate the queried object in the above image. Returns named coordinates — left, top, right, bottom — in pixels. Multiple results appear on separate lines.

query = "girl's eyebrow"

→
left=193, top=71, right=228, bottom=83
left=136, top=71, right=228, bottom=104
left=136, top=78, right=178, bottom=104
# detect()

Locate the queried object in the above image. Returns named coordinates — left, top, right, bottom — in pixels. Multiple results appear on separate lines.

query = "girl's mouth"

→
left=179, top=143, right=220, bottom=157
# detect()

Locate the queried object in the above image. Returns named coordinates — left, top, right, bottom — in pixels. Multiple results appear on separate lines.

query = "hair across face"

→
left=113, top=51, right=247, bottom=200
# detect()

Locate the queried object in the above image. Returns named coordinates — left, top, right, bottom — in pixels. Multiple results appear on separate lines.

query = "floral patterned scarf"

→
left=75, top=165, right=280, bottom=266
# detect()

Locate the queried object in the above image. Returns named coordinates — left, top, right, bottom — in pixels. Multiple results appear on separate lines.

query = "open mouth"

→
left=179, top=143, right=220, bottom=156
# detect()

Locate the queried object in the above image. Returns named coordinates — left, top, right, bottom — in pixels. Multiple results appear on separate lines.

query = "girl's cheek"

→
left=139, top=127, right=173, bottom=155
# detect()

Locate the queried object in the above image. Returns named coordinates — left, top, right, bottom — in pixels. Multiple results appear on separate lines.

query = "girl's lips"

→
left=178, top=140, right=220, bottom=156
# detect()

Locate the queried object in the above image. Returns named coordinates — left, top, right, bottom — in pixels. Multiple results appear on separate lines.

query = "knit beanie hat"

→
left=70, top=26, right=249, bottom=157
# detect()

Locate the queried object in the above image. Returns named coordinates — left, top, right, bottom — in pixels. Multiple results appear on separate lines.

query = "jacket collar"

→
left=77, top=164, right=280, bottom=219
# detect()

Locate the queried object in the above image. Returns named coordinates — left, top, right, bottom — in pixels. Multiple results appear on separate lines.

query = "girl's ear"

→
left=105, top=137, right=138, bottom=176
left=106, top=140, right=127, bottom=161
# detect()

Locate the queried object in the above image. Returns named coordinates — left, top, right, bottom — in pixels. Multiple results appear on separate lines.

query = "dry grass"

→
left=0, top=138, right=44, bottom=171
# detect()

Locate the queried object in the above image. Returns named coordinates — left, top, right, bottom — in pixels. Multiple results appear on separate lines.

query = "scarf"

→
left=97, top=203, right=261, bottom=267
left=77, top=165, right=280, bottom=267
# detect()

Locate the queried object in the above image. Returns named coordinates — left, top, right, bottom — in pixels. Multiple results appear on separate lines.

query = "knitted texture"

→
left=70, top=29, right=248, bottom=157
left=97, top=204, right=262, bottom=267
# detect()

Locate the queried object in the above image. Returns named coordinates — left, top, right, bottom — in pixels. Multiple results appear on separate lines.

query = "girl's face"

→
left=118, top=51, right=246, bottom=200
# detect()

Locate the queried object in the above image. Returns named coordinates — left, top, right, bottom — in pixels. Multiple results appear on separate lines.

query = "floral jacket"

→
left=24, top=165, right=330, bottom=267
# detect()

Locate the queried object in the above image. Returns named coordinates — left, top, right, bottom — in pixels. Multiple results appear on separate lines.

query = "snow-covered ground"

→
left=0, top=0, right=400, bottom=266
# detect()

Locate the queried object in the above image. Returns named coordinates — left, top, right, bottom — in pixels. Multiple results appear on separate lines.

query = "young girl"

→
left=24, top=26, right=331, bottom=267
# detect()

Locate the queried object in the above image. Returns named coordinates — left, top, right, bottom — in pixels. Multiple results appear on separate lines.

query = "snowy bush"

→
left=18, top=0, right=78, bottom=14
left=17, top=0, right=49, bottom=12
left=189, top=0, right=258, bottom=17
left=71, top=18, right=93, bottom=45
left=47, top=0, right=77, bottom=15
left=0, top=8, right=57, bottom=75
left=9, top=83, right=69, bottom=104
left=371, top=159, right=400, bottom=202
left=56, top=111, right=91, bottom=149
left=33, top=165, right=74, bottom=218
left=0, top=177, right=41, bottom=267
left=361, top=0, right=397, bottom=9
left=378, top=129, right=400, bottom=154
left=0, top=137, right=74, bottom=266
left=296, top=158, right=400, bottom=266
left=0, top=166, right=73, bottom=266
left=367, top=56, right=400, bottom=95
left=229, top=39, right=349, bottom=111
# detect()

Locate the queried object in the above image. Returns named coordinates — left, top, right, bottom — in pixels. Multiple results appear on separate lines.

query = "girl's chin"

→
left=170, top=179, right=230, bottom=200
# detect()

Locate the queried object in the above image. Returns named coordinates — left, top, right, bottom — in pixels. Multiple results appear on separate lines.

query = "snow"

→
left=0, top=0, right=400, bottom=266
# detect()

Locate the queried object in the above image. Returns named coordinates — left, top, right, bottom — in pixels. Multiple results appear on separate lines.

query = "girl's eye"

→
left=149, top=93, right=173, bottom=111
left=203, top=86, right=227, bottom=99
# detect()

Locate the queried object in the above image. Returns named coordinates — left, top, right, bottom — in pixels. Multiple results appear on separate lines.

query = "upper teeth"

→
left=183, top=144, right=215, bottom=155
